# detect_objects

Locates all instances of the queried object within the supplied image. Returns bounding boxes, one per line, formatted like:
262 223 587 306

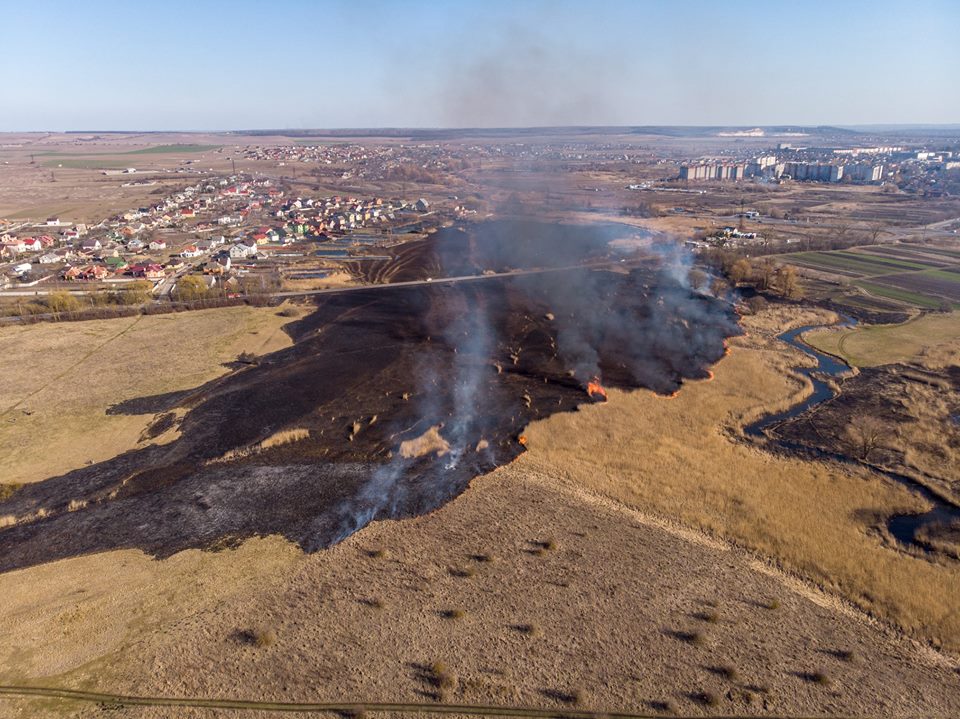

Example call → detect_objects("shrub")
513 623 540 637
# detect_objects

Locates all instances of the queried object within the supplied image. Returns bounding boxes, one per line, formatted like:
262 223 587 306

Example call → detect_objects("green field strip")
125 144 220 154
842 249 949 269
854 281 943 309
918 269 960 282
908 246 960 260
788 252 916 276
832 250 933 271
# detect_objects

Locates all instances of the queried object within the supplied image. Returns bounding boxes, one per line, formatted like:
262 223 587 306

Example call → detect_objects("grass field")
124 144 220 154
523 305 960 651
41 158 128 169
0 305 294 485
804 311 960 367
40 144 220 169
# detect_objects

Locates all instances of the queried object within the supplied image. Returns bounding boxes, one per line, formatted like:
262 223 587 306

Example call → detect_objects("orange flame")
517 434 528 446
586 377 608 401
705 370 715 381
653 390 679 399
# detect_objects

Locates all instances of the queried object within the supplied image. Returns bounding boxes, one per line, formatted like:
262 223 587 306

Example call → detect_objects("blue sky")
1 0 957 130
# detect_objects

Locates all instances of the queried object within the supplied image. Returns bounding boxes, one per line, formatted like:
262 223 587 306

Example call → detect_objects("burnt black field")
0 220 740 572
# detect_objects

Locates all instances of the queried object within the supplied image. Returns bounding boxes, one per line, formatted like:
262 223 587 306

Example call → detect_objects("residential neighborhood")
0 173 440 302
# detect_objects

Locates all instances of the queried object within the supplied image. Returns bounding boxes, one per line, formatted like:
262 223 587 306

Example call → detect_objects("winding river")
745 317 960 549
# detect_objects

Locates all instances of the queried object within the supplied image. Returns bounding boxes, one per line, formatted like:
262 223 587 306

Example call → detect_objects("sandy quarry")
1 307 959 717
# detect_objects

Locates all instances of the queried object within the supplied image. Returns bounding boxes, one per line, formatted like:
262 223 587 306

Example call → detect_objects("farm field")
782 243 960 310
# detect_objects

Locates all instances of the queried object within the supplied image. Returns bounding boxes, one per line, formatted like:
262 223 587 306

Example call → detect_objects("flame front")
587 377 608 401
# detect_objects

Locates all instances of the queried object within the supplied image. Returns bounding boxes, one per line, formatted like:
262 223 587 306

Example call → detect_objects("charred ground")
0 220 739 572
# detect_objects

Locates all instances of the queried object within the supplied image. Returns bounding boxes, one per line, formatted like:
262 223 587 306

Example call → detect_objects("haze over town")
2 0 959 131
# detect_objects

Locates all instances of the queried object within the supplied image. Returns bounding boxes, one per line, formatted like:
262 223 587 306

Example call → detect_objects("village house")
64 264 109 281
229 240 257 259
21 237 43 252
79 238 102 252
181 244 203 258
129 263 165 279
2 239 26 256
38 252 62 264
148 239 167 251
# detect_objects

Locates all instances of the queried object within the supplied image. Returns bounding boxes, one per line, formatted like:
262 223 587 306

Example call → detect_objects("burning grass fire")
586 377 608 401
0 220 741 572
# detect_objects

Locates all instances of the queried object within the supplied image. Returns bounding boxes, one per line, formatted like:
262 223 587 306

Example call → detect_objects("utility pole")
738 197 746 232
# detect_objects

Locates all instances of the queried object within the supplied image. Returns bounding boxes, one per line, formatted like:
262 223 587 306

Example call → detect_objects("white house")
14 262 32 274
229 241 257 259
149 239 167 251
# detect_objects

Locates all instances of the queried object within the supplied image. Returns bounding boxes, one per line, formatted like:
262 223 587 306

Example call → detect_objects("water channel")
745 317 959 549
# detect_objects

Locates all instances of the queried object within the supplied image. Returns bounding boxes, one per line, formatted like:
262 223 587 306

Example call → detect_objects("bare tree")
688 268 708 291
846 416 889 462
754 260 775 291
774 265 801 298
710 277 729 298
729 258 752 285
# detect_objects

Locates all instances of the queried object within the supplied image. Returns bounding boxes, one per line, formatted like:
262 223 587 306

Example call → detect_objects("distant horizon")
3 123 959 135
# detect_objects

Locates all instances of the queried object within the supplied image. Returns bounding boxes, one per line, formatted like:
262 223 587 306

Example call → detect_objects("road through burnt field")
0 220 740 572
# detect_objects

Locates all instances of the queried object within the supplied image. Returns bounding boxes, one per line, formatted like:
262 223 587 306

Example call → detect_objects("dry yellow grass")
0 536 300 683
805 311 960 368
399 425 451 458
521 306 960 651
280 272 355 292
210 427 311 464
0 305 295 485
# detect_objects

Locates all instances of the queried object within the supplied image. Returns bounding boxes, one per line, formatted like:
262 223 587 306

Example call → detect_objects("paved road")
268 259 641 299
